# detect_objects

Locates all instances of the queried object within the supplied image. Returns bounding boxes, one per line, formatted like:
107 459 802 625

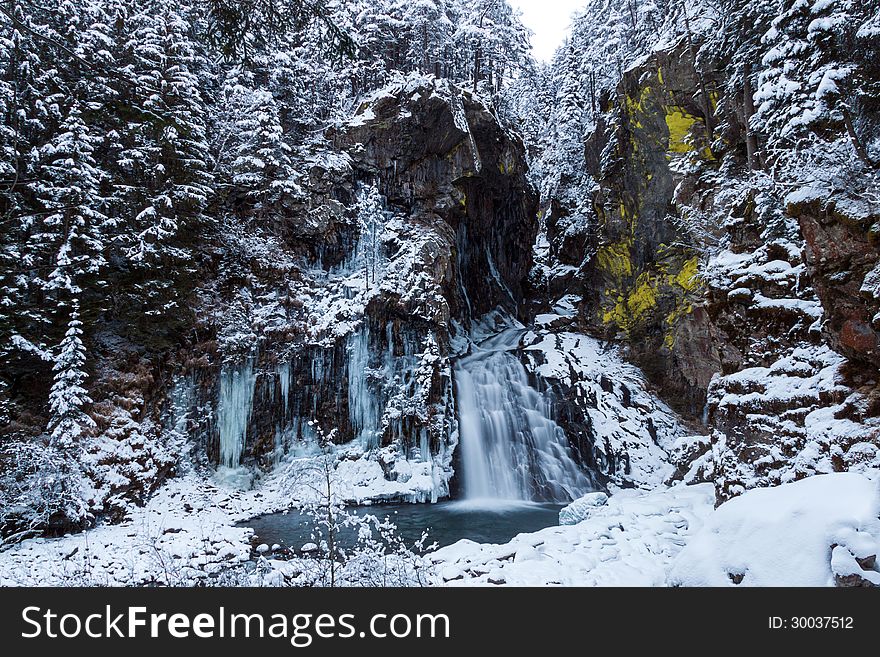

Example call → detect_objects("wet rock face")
793 197 880 367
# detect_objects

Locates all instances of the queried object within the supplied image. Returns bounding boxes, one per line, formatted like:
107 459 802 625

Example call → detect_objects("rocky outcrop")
334 77 538 322
544 40 724 418
791 194 880 367
164 77 539 497
542 39 880 502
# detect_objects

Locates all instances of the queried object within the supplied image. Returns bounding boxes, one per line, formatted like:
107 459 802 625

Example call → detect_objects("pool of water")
245 500 563 553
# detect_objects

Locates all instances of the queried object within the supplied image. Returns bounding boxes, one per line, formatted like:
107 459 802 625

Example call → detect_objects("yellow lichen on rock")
498 154 516 175
597 240 634 279
624 84 653 129
601 272 659 333
665 107 698 154
671 256 701 292
627 273 659 321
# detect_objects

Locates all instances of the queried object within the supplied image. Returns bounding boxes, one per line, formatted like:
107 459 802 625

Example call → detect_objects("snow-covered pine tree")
131 2 213 253
0 2 59 361
227 84 300 206
33 107 108 301
48 299 94 447
753 0 879 170
403 0 455 75
118 1 213 317
456 0 531 97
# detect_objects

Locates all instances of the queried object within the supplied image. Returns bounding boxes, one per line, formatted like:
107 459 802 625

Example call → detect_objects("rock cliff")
540 39 880 502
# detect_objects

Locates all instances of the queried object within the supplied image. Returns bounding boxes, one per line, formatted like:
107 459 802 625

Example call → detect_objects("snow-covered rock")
669 473 880 587
432 483 716 586
559 492 609 525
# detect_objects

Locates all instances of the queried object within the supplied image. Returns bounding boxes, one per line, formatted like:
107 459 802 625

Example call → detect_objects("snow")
3 467 877 588
857 13 880 38
522 330 682 489
559 492 609 525
347 106 376 127
669 473 880 587
0 474 257 586
431 483 716 586
706 342 880 488
752 293 823 319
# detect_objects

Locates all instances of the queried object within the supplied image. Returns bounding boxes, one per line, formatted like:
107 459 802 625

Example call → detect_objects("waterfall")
455 328 593 503
217 358 257 468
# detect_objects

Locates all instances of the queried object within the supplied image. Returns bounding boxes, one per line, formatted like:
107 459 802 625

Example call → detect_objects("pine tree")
126 3 212 259
114 1 213 318
48 299 94 447
33 106 108 299
228 86 300 204
752 0 878 168
403 0 454 74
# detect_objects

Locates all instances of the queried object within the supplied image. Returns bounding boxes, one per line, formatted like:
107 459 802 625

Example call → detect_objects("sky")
508 0 584 62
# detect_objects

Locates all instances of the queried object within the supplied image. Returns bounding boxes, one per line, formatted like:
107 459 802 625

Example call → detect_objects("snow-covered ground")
431 483 715 586
431 472 880 587
0 474 259 586
3 472 875 587
521 328 682 489
670 473 880 587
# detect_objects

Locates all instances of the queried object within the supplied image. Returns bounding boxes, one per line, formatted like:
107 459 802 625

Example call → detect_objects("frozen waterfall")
217 358 257 469
455 328 593 503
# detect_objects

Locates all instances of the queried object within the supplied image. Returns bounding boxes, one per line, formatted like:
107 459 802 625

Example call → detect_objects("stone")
559 492 610 526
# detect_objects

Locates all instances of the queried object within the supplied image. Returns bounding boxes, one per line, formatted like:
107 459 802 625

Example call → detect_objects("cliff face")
150 77 540 500
578 44 722 418
335 80 538 322
793 196 880 368
541 39 880 502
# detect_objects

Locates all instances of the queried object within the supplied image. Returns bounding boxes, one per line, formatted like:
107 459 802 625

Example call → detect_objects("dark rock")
793 197 880 367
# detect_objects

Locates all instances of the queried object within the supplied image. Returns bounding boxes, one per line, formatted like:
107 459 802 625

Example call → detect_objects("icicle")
419 427 430 463
217 358 257 469
168 373 195 435
277 361 291 414
347 325 381 449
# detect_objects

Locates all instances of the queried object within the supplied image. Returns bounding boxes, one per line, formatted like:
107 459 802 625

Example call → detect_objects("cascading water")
455 328 593 503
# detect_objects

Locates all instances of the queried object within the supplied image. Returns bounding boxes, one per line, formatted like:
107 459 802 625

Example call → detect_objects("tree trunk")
843 107 876 169
743 60 760 171
473 46 481 92
590 70 597 118
422 24 428 73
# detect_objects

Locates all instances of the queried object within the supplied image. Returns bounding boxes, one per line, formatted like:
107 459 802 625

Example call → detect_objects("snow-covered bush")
0 440 91 546
290 506 437 587
275 437 437 587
